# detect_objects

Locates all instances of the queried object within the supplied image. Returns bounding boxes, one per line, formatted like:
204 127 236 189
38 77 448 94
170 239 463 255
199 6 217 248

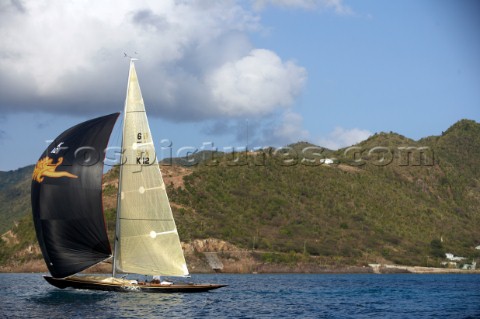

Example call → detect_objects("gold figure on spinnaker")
32 157 78 183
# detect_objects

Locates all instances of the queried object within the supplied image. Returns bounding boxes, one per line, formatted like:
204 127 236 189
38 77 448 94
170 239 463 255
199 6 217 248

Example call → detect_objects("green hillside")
0 165 33 234
169 123 480 266
1 120 479 269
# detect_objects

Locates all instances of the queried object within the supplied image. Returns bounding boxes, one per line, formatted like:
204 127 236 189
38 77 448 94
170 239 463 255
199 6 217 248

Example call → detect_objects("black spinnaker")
31 113 119 278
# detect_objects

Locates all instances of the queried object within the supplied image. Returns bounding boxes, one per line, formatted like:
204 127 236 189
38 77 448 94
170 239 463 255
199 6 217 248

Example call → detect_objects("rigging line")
119 218 174 221
121 186 164 193
132 142 154 149
121 230 177 239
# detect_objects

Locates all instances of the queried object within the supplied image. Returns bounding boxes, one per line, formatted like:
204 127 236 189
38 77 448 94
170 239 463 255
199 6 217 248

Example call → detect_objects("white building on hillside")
445 253 466 261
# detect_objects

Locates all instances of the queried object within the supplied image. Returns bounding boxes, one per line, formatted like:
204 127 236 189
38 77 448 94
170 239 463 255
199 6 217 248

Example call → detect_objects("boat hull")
44 276 227 293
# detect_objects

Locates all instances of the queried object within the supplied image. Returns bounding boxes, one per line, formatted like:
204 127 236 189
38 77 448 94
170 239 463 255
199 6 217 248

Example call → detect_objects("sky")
0 0 479 171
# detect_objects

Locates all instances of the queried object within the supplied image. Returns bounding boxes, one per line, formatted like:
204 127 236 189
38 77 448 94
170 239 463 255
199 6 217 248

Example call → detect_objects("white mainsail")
114 61 189 276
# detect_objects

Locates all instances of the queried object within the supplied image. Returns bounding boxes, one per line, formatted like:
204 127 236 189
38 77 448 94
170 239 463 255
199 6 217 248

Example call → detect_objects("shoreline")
1 261 479 275
1 271 479 275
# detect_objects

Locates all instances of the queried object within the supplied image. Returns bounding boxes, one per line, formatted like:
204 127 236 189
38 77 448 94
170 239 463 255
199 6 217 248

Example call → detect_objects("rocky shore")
1 238 478 275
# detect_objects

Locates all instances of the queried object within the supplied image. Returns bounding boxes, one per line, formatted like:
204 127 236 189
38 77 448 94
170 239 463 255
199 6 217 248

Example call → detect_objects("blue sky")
0 0 479 171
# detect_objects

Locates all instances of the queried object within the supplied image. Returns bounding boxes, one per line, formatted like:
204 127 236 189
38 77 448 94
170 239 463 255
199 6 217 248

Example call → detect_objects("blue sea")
0 273 479 318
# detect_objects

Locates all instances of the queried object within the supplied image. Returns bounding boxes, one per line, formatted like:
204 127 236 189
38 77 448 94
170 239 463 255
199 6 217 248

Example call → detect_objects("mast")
112 59 135 277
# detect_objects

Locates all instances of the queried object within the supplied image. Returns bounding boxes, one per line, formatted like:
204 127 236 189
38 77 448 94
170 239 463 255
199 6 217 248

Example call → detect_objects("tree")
430 239 445 258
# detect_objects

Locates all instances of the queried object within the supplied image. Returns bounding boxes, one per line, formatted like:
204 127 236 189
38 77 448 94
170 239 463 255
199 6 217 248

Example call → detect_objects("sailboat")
30 60 226 292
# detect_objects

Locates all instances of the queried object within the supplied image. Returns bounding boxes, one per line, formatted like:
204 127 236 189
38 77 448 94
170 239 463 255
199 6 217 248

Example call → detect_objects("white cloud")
252 0 318 10
252 0 353 15
261 110 309 146
318 127 371 150
208 49 306 117
321 0 354 15
0 0 306 121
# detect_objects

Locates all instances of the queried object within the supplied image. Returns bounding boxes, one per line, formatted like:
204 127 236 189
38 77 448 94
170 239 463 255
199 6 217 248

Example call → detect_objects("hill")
1 120 479 272
0 165 34 234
